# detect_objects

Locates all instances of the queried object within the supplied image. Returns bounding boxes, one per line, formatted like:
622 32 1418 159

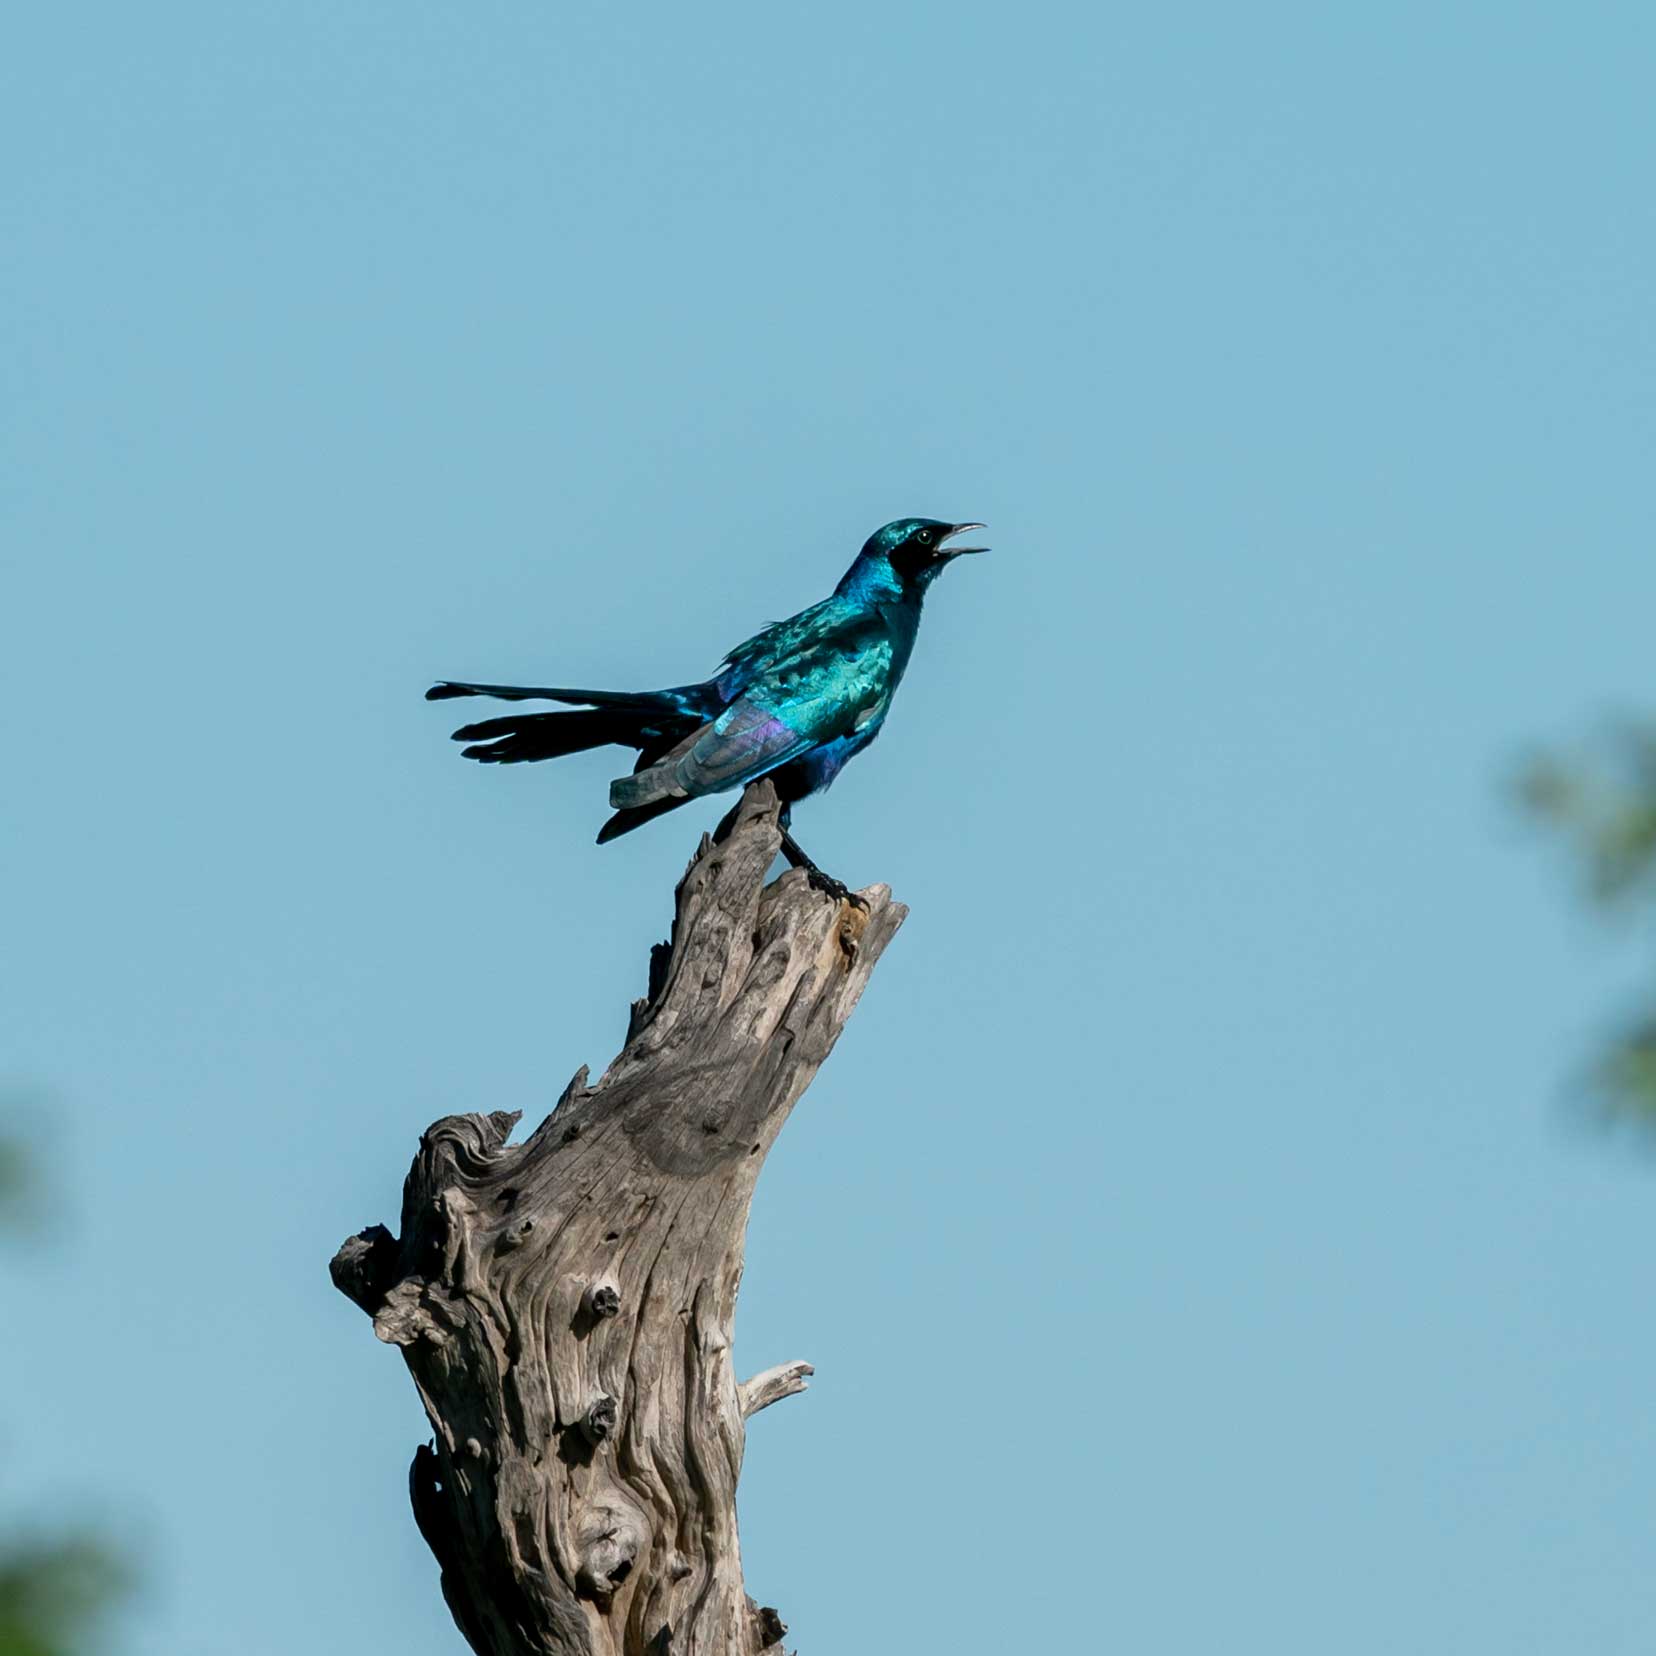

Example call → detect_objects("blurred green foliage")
1520 720 1656 1127
0 1139 29 1231
0 1127 131 1656
0 1537 130 1656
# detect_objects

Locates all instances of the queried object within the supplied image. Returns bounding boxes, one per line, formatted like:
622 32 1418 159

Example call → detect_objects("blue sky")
4 3 1654 1652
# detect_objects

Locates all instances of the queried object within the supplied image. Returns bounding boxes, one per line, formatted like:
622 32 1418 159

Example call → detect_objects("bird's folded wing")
680 624 893 793
611 624 893 808
608 700 814 808
677 701 818 795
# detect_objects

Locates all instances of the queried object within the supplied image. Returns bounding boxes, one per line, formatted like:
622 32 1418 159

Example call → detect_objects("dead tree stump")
331 782 906 1656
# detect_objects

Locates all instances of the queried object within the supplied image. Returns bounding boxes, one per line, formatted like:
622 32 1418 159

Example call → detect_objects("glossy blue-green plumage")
426 518 982 864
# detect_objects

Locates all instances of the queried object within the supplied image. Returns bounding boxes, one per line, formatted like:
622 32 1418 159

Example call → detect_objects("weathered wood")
736 1362 814 1421
331 782 905 1656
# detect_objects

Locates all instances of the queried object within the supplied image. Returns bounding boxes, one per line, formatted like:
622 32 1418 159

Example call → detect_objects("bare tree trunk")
331 783 906 1656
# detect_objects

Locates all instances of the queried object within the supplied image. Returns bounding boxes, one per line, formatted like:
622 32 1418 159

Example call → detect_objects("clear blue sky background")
4 4 1654 1652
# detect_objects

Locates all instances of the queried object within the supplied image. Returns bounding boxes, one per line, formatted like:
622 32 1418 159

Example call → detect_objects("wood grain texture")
332 782 906 1656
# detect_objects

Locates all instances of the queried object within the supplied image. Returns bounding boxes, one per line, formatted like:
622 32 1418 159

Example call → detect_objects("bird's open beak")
940 523 988 557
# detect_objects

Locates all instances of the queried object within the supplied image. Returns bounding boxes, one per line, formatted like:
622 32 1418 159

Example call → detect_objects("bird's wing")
672 701 820 795
682 618 894 791
613 617 892 807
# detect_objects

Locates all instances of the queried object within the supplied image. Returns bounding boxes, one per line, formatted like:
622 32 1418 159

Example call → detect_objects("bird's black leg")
777 807 866 908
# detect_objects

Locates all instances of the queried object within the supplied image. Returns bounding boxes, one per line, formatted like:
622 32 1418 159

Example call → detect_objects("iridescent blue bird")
427 517 987 900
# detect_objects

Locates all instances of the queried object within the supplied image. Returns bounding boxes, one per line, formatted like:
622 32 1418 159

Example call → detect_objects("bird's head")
842 518 989 600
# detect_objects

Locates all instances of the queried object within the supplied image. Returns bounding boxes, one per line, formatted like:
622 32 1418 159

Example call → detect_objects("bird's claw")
804 866 868 909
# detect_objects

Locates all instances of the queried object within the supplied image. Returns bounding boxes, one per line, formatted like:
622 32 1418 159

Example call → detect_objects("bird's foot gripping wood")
330 780 904 1656
777 826 870 911
804 863 867 909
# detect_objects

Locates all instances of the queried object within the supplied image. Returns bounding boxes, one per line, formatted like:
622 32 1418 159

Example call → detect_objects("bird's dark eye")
917 529 932 544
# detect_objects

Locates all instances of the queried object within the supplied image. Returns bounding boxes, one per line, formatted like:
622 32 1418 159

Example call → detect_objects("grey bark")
331 783 906 1656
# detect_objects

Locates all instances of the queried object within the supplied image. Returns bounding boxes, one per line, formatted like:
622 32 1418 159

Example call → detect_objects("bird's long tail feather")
451 708 664 765
428 677 717 832
427 679 717 717
596 794 696 844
